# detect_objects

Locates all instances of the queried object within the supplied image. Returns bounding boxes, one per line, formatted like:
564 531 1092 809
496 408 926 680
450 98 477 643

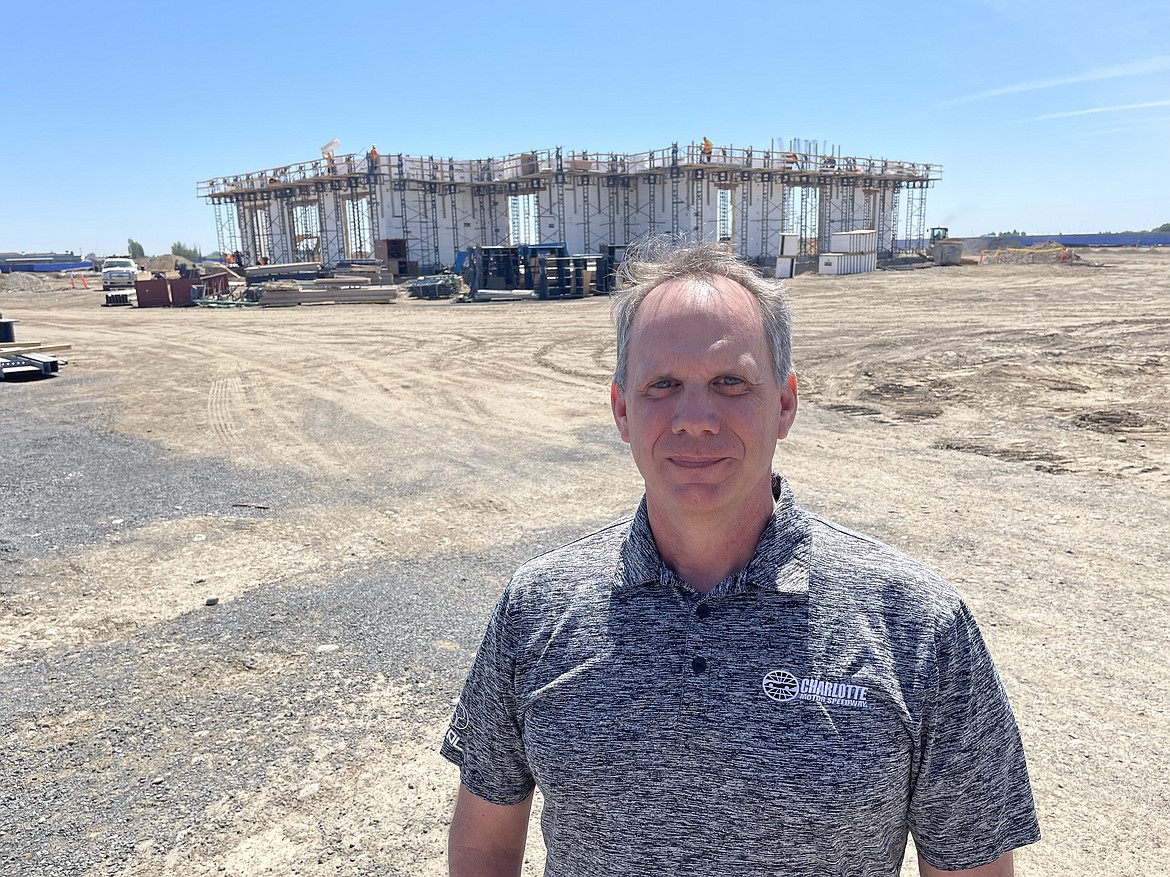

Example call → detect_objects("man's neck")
646 489 776 594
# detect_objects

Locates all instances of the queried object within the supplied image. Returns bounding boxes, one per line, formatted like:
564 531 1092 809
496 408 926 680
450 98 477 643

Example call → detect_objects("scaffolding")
198 140 941 271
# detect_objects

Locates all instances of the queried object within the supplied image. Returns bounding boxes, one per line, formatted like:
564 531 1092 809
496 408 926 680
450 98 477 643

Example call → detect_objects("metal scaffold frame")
903 183 930 254
211 200 240 257
736 173 750 254
534 148 568 245
781 183 796 235
366 151 382 256
756 175 787 258
290 201 321 262
797 186 819 257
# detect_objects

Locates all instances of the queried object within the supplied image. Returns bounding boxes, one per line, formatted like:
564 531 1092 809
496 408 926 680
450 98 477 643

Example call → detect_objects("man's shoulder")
805 512 964 624
505 514 633 599
488 516 635 653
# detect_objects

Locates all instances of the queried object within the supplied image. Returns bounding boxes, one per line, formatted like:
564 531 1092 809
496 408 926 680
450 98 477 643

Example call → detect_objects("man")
442 240 1040 876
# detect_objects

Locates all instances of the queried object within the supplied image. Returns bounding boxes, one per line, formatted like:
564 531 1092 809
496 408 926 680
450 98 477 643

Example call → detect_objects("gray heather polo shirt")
441 475 1040 876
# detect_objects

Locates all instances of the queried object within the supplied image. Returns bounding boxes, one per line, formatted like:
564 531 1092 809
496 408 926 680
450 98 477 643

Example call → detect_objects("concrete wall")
234 172 908 268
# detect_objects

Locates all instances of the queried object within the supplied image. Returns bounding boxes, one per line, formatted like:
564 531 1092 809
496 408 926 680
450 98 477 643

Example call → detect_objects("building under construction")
196 140 941 274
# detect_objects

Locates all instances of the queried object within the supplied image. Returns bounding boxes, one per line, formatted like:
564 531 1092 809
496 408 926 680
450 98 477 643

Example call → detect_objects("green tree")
1152 222 1170 233
171 241 202 262
127 239 146 259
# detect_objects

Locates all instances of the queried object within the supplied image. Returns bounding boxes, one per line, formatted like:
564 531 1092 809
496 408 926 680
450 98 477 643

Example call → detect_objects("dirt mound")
143 254 196 272
978 243 1081 265
0 272 53 292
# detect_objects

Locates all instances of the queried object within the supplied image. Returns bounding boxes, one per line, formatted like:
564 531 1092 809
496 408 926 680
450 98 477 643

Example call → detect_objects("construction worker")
701 136 714 162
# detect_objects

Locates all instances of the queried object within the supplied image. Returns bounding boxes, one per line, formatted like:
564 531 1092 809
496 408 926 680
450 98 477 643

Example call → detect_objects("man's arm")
448 783 534 877
919 851 1013 877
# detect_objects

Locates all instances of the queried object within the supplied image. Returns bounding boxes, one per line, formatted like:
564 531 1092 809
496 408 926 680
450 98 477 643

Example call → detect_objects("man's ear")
777 372 798 440
611 382 630 443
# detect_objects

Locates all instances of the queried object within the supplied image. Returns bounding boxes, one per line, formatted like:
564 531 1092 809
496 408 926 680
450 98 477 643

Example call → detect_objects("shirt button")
692 656 708 674
695 603 712 619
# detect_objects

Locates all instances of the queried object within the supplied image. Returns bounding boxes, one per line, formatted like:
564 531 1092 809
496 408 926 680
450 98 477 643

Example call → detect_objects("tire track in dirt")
207 373 246 448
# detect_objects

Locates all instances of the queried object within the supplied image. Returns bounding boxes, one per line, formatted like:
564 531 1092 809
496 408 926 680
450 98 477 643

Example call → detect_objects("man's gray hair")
610 238 794 391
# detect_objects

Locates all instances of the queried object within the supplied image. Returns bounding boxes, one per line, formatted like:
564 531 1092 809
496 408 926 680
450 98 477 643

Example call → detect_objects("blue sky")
2 0 1167 257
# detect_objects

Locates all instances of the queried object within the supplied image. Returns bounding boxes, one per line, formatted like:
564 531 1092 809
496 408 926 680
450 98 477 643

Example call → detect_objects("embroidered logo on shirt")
763 669 870 709
445 702 469 752
761 669 800 702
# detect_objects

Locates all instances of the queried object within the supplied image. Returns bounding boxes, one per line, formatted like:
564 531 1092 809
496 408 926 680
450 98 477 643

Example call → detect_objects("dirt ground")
2 249 1168 876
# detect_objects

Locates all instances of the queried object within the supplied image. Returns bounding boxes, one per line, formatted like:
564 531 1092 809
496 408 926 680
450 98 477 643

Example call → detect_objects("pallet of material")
244 262 321 285
308 275 372 288
257 284 400 306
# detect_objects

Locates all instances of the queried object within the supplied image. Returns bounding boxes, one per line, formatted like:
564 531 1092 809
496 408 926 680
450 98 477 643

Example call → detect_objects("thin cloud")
1065 115 1170 138
941 56 1170 106
1030 100 1170 121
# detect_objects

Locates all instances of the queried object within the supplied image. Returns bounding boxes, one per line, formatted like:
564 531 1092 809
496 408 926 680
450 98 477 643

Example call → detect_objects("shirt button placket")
692 602 712 674
689 601 713 723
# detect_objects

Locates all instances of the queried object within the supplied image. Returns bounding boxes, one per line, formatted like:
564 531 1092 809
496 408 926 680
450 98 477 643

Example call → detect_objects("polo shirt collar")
614 474 811 597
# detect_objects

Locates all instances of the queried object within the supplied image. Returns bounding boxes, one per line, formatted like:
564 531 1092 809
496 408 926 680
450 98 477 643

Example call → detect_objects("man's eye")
650 380 675 389
716 376 744 386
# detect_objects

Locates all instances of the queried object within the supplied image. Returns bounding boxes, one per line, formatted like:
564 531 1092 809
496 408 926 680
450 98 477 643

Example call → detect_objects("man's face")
611 277 798 520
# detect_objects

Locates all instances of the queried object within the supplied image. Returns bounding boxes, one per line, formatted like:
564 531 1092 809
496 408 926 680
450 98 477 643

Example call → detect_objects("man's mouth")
667 457 727 469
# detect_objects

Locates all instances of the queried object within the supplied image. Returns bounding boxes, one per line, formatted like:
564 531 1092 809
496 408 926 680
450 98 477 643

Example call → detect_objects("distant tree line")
116 238 207 261
170 242 202 262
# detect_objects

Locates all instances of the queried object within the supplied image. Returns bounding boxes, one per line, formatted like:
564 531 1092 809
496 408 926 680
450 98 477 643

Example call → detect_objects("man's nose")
671 388 719 435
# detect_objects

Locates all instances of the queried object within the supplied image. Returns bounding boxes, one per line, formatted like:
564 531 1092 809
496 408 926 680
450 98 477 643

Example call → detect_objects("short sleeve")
440 590 535 805
908 600 1041 869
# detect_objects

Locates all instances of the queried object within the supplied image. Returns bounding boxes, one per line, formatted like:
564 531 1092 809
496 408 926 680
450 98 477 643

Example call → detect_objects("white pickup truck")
101 257 139 290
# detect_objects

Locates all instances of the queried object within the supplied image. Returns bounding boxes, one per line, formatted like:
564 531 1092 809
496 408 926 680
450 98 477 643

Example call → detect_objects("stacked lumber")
309 275 372 288
256 281 400 307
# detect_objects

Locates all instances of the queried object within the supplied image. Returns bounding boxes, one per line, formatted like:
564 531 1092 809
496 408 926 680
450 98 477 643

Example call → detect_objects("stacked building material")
775 233 799 279
0 312 68 380
819 230 878 275
243 262 321 285
255 281 399 306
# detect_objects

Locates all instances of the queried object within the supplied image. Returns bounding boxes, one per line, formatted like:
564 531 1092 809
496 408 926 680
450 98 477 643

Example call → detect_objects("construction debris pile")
191 260 400 308
407 274 462 300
